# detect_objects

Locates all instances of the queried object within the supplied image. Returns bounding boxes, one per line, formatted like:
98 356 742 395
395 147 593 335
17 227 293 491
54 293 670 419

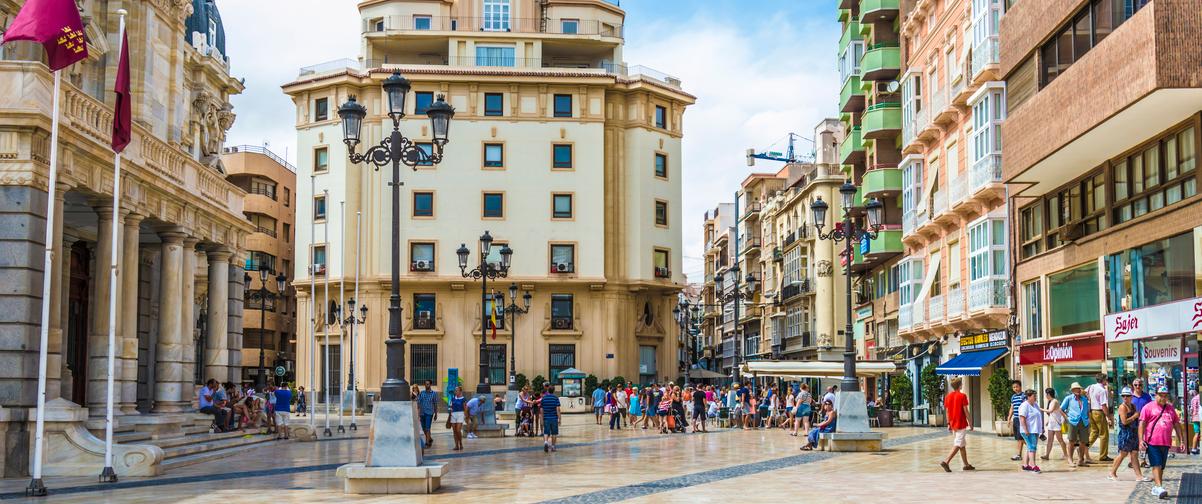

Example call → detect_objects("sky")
219 0 841 283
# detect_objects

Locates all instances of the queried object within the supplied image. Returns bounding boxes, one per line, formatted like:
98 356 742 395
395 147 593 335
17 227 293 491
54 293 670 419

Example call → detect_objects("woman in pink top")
1139 386 1185 499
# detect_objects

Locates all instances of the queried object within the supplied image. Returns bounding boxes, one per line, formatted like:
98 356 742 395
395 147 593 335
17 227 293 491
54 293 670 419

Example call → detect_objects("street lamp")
503 283 532 391
714 266 757 385
343 299 368 431
674 299 693 386
246 267 287 389
457 231 513 396
810 181 884 394
338 71 454 402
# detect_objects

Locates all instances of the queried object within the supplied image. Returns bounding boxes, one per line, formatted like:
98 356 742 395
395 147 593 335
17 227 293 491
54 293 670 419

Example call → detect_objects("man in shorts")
692 385 708 433
417 380 438 448
939 377 974 472
541 384 562 452
1140 385 1185 499
1007 380 1026 461
272 384 292 440
1062 382 1091 466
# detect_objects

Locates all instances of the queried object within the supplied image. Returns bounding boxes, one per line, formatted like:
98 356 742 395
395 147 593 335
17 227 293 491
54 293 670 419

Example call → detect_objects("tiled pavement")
0 414 1194 503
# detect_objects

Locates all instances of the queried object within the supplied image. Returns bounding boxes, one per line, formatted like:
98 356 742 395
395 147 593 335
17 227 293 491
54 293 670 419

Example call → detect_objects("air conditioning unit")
412 260 432 271
553 262 570 273
1065 221 1087 241
655 267 671 278
312 264 327 275
418 310 432 320
552 317 572 330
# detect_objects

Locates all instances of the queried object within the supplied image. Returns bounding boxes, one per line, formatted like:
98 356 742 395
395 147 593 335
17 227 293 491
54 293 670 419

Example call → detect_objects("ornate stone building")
0 0 251 477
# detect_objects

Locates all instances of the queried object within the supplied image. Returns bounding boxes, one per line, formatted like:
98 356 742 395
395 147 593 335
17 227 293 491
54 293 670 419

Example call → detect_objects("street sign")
274 366 286 377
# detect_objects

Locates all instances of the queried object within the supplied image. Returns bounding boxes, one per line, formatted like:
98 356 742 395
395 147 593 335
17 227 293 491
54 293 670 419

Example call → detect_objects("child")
517 408 533 437
1018 389 1044 473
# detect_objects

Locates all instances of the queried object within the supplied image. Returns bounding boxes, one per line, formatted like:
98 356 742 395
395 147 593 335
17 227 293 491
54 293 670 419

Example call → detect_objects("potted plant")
889 373 914 422
988 366 1013 435
921 363 945 426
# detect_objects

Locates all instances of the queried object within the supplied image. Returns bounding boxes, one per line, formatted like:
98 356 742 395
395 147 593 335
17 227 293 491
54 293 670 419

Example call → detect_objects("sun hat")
1120 387 1133 396
1070 382 1083 390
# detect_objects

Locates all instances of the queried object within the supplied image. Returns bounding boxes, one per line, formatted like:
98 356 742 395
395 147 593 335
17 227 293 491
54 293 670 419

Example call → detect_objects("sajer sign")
1103 296 1202 342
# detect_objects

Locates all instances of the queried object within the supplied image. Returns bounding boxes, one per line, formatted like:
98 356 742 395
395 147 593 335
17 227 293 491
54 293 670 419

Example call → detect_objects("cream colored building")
286 0 694 398
0 0 252 476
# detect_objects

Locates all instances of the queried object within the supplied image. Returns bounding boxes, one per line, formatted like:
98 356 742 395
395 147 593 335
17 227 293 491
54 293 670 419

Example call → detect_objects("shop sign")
856 306 873 322
959 330 1008 352
1141 338 1182 363
1019 335 1107 365
1104 296 1202 342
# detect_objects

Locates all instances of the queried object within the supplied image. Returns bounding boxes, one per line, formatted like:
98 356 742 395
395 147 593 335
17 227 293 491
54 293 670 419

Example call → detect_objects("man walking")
939 377 974 472
615 385 629 428
1062 382 1091 466
1007 380 1025 461
417 380 438 448
1087 373 1114 462
541 384 562 452
273 385 292 440
1140 385 1185 499
592 383 606 425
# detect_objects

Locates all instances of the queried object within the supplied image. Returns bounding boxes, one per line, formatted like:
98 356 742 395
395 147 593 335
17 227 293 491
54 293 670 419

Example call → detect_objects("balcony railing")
971 36 1000 78
950 174 968 206
743 201 762 217
911 300 926 326
899 303 912 330
902 209 916 237
780 278 813 301
969 279 1008 310
223 145 297 172
929 294 944 322
248 186 277 200
929 88 948 118
551 316 575 330
363 16 624 38
296 58 680 89
783 231 797 248
932 188 948 216
971 153 1002 191
254 226 277 238
742 237 762 253
946 286 965 317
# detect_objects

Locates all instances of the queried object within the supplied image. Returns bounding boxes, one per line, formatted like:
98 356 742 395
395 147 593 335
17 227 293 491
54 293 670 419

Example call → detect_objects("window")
561 19 580 34
549 343 575 383
249 179 277 199
283 187 290 207
371 17 384 32
314 147 329 173
552 193 573 219
551 295 574 328
638 345 657 384
413 293 436 325
901 158 924 220
476 46 515 67
414 91 434 114
282 223 291 243
482 0 511 31
654 249 670 277
410 242 435 271
1105 231 1195 313
969 88 1005 185
654 105 667 129
313 195 326 220
1039 0 1143 87
968 218 1007 308
483 241 508 270
483 92 504 116
838 40 864 83
483 192 504 218
484 293 505 330
553 144 573 169
550 244 575 273
245 251 277 273
1023 169 1106 254
313 245 327 269
410 344 437 385
314 98 328 121
413 191 434 217
654 200 668 226
485 344 506 385
655 153 668 178
553 94 572 118
1019 203 1043 259
1113 126 1197 224
947 240 961 288
415 142 434 167
1049 262 1100 336
413 15 431 30
483 143 504 168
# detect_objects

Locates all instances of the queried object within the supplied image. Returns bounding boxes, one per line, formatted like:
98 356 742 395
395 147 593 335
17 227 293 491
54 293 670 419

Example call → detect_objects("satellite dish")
886 81 901 93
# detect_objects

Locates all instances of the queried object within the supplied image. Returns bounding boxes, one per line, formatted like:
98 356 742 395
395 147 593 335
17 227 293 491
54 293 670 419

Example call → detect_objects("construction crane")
745 132 814 166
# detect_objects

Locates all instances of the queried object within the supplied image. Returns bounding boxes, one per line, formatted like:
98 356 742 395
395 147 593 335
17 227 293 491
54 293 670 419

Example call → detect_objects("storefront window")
1105 231 1195 313
1049 262 1100 336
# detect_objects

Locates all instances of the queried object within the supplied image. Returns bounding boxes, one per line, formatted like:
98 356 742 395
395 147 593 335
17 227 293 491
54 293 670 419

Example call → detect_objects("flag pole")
350 209 361 431
98 10 128 484
322 189 332 437
308 175 316 429
337 200 345 434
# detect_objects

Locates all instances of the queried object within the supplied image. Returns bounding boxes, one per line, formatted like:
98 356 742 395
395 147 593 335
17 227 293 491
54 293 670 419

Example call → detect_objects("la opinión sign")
1104 297 1202 342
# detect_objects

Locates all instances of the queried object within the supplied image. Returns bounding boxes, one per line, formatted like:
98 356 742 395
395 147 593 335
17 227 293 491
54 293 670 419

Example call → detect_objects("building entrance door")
66 242 91 404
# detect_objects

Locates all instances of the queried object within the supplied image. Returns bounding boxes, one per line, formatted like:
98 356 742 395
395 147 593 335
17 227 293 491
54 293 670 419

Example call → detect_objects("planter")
994 420 1012 436
897 410 912 422
927 413 945 427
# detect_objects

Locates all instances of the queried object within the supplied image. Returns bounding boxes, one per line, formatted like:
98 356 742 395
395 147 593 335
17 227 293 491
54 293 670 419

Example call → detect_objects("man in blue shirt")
417 381 438 448
541 384 562 452
1131 379 1154 412
197 379 229 432
273 386 292 440
1007 380 1025 461
1062 382 1091 467
592 385 606 425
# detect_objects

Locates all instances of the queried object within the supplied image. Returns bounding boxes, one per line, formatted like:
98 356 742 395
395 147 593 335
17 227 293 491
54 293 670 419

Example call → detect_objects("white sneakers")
467 433 478 439
1151 486 1168 499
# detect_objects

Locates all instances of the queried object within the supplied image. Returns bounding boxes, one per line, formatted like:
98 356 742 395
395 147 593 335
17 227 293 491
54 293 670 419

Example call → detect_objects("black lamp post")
714 268 757 385
338 71 454 402
247 267 287 389
810 181 884 394
504 283 532 391
457 232 513 395
343 299 368 431
674 301 688 386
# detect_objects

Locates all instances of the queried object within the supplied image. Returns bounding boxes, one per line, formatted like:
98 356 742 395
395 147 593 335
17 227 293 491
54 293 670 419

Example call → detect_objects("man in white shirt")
1085 373 1113 462
615 387 629 428
824 385 839 411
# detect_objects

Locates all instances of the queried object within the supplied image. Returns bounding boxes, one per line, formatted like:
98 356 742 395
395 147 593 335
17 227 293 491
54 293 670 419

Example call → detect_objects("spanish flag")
489 296 498 340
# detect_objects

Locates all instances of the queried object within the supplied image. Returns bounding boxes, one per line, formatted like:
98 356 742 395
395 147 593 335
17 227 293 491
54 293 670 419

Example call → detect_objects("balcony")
414 317 436 330
780 278 814 302
969 279 1008 312
840 76 865 113
929 294 944 323
363 16 624 39
861 167 901 199
297 58 681 90
946 286 965 318
840 127 864 165
971 153 1003 195
931 88 956 125
654 267 672 278
253 226 277 238
859 0 900 20
741 201 762 221
971 36 1000 83
860 43 900 81
741 237 762 255
911 299 927 326
862 102 901 140
839 21 861 53
782 231 798 248
853 228 903 266
949 174 969 209
898 303 912 330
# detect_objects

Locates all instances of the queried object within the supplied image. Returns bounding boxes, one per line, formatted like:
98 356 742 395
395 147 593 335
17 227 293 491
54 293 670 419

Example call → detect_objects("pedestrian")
739 382 753 429
1061 382 1091 467
784 387 796 429
691 385 707 432
417 380 438 448
658 388 672 434
592 383 605 425
629 386 642 428
1108 387 1148 482
1018 389 1044 473
541 384 562 453
615 385 629 428
824 385 838 411
803 400 837 450
273 384 292 440
640 387 652 429
939 377 975 472
1139 385 1185 499
1041 388 1069 461
198 379 229 433
448 386 466 451
607 386 621 430
1190 385 1201 455
466 394 482 439
1086 373 1113 462
1007 380 1025 462
296 386 307 417
1131 378 1154 467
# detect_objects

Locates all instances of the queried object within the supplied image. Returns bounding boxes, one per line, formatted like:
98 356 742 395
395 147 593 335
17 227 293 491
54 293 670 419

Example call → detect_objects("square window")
314 195 327 220
550 244 575 273
484 241 508 269
410 243 435 271
313 245 327 269
655 200 668 226
314 147 329 172
551 296 574 329
553 94 572 118
413 192 434 217
484 93 504 116
553 144 573 169
413 15 431 30
315 98 328 122
655 153 668 178
414 92 434 114
654 105 667 129
413 294 436 322
552 194 573 219
483 193 504 218
415 142 433 167
484 143 504 168
561 19 579 34
476 45 515 66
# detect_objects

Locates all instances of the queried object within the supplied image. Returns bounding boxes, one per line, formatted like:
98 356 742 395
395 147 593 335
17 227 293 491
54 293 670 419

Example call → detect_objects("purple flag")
111 29 130 153
3 0 88 71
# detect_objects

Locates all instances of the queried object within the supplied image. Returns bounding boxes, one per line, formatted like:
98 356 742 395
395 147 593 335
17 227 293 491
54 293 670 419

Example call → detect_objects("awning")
738 360 899 379
688 368 728 379
935 348 1008 376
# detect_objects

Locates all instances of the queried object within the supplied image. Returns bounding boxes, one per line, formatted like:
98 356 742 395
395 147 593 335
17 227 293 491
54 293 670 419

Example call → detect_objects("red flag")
111 29 130 153
2 0 88 71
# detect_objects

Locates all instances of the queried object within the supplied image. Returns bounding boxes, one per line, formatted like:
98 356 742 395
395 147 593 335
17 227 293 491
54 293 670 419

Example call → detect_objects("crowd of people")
195 379 293 440
414 380 564 453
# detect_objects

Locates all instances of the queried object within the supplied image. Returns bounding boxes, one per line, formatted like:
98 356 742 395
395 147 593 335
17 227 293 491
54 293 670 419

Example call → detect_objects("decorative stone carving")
149 0 194 23
817 332 833 349
817 260 834 278
191 90 237 170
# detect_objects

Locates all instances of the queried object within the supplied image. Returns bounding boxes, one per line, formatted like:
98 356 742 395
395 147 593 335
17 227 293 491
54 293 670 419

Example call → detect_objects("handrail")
223 145 297 173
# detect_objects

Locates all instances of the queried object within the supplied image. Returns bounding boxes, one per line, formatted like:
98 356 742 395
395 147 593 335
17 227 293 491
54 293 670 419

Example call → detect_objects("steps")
89 413 286 472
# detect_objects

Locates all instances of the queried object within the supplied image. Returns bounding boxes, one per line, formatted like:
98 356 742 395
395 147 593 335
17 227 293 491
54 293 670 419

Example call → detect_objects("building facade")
221 145 298 385
0 0 250 476
700 203 732 372
287 0 693 399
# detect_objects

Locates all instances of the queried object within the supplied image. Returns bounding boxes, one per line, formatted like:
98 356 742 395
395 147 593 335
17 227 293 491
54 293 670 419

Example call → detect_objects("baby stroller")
516 407 534 437
671 402 687 433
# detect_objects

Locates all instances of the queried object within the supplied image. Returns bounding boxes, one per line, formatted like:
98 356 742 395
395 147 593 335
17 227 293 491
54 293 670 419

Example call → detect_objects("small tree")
987 365 1012 421
611 376 627 389
531 375 547 392
514 373 528 392
599 379 612 392
584 374 598 397
889 373 914 411
920 363 944 412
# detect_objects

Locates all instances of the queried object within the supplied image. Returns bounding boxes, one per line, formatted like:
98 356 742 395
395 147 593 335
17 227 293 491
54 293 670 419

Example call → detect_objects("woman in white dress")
1041 387 1070 461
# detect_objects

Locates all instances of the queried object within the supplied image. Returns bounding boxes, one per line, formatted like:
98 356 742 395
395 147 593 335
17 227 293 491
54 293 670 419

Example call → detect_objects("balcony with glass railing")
949 173 968 208
363 15 624 38
929 294 945 323
946 286 965 317
971 36 1000 80
932 187 948 217
969 279 1008 310
898 303 912 330
971 153 1002 192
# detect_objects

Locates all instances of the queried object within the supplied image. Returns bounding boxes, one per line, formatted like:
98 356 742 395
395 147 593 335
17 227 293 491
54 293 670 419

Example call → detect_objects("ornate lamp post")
343 299 368 431
810 181 884 394
504 282 532 391
714 268 757 385
456 232 513 396
246 267 287 389
337 71 454 402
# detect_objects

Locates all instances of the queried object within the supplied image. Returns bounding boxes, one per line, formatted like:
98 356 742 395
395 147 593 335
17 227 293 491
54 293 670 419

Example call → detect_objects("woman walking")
1041 387 1070 461
793 383 813 436
1017 389 1044 473
658 389 673 434
448 386 467 451
629 386 642 429
1109 387 1149 481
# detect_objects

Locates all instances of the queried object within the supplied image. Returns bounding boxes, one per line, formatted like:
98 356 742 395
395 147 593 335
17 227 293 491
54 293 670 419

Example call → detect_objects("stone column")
227 263 245 384
204 248 231 382
152 229 187 413
118 213 143 414
47 183 68 402
179 238 199 392
57 235 76 403
87 204 122 415
814 186 836 351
